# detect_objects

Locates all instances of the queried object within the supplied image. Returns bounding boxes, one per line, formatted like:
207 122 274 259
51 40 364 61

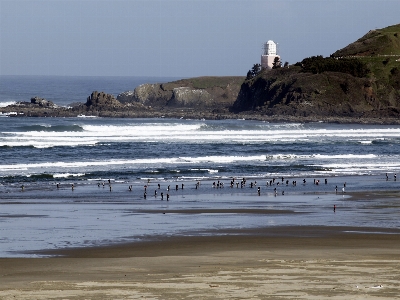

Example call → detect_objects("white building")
261 40 280 69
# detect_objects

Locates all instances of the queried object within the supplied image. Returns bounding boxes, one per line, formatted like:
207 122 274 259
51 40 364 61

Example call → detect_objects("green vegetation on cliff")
232 23 400 120
297 56 370 78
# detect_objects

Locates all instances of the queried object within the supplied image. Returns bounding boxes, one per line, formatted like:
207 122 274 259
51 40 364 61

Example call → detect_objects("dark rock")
30 97 58 108
85 91 122 108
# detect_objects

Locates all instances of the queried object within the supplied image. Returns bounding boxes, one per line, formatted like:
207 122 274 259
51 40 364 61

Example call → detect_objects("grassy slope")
162 76 245 90
332 23 400 57
332 23 400 91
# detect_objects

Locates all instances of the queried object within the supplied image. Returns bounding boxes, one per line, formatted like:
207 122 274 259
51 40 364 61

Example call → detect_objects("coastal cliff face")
117 76 244 112
231 67 397 119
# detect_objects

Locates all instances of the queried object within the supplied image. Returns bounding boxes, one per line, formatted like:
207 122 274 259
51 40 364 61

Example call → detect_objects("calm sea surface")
1 76 400 257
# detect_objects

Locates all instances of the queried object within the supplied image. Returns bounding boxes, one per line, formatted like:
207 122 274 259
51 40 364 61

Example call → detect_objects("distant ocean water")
0 75 179 107
1 75 400 257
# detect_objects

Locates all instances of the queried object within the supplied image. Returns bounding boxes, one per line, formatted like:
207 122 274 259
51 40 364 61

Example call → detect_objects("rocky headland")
1 77 245 120
2 23 400 124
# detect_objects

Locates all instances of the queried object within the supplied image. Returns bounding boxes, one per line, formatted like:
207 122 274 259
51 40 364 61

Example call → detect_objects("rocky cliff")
231 66 396 118
117 76 244 113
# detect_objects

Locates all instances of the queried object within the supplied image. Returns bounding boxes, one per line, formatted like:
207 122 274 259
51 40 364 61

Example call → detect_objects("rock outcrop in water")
30 97 58 108
85 91 121 108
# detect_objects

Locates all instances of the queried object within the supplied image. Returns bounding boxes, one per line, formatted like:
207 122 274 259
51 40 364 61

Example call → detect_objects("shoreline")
1 177 400 259
29 224 400 258
1 186 400 298
1 226 400 299
3 105 400 125
0 176 400 257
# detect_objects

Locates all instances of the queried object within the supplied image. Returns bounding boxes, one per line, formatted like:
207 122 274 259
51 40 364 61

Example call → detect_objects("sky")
0 0 399 78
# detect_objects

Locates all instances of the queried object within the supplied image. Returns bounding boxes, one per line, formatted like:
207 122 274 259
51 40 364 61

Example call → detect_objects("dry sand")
1 226 400 299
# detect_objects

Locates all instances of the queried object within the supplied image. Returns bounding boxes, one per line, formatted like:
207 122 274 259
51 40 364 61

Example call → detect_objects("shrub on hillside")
298 55 370 78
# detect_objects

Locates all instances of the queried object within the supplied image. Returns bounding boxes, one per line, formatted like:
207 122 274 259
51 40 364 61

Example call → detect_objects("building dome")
264 40 277 55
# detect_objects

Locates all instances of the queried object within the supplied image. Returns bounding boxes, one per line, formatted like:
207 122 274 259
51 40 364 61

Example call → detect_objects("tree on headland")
272 57 282 69
246 70 253 80
284 61 289 68
251 64 261 76
246 63 262 80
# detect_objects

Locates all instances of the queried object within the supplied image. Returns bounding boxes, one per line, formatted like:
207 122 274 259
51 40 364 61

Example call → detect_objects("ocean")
1 117 400 184
1 76 400 257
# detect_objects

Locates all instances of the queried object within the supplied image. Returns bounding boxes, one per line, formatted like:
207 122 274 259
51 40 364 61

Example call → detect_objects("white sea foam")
0 155 267 172
180 155 266 163
312 154 377 159
0 139 98 148
77 115 98 118
53 173 86 178
190 168 219 173
266 153 378 160
0 152 395 175
0 101 16 108
322 161 400 169
3 123 400 147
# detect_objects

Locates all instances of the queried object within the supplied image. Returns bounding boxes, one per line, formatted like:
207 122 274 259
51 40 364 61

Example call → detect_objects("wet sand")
1 226 400 299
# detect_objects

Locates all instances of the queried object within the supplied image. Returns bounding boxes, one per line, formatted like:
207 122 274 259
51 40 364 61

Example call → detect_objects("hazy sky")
0 0 399 77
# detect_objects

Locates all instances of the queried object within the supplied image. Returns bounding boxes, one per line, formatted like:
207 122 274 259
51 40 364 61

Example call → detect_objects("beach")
1 115 400 298
1 226 400 299
1 181 400 299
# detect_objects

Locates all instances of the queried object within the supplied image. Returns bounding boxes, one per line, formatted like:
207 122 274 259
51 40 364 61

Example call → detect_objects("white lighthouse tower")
261 40 280 69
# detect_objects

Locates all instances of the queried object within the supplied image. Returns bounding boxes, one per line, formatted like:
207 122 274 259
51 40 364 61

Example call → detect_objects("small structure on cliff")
261 40 280 69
